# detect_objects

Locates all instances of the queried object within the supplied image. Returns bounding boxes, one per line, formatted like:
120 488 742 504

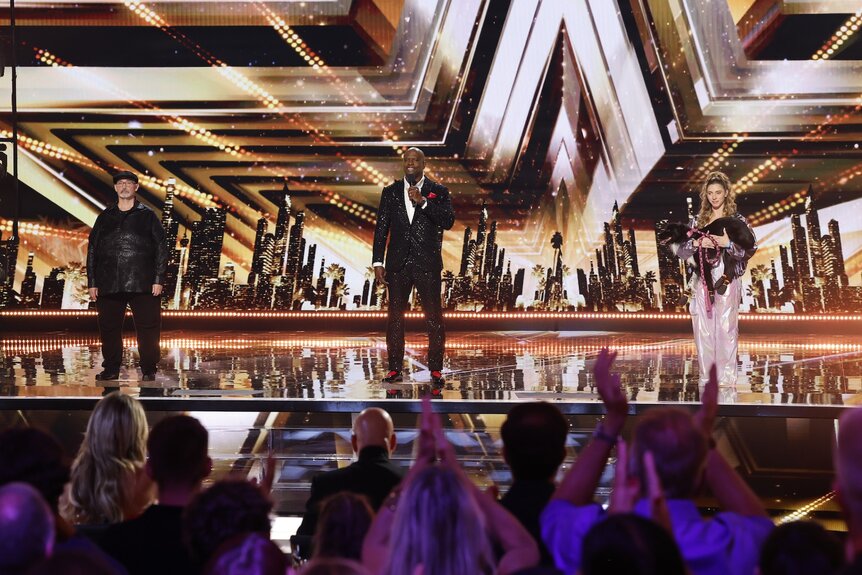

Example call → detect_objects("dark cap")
112 170 139 184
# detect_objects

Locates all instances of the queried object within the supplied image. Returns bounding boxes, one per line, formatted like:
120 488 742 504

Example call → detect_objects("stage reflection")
2 331 860 406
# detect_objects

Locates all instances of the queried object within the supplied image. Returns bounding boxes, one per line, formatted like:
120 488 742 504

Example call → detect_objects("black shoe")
431 371 445 386
95 370 120 381
715 275 729 295
382 370 403 383
141 372 156 382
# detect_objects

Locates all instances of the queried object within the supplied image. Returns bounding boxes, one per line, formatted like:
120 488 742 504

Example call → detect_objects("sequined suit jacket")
372 177 455 272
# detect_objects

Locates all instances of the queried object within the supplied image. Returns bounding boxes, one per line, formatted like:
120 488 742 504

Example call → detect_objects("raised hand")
595 348 627 433
416 395 437 466
609 439 638 514
643 451 672 532
249 450 277 499
694 363 719 437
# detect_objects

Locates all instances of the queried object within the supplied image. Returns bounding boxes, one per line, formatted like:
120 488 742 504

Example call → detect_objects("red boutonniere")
427 192 437 199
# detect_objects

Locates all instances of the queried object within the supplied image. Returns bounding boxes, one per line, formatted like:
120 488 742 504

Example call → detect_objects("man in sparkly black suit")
372 148 455 385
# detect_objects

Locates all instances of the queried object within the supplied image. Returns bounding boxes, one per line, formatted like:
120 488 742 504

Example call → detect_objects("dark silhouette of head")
581 514 687 575
759 521 843 575
147 415 211 490
631 407 708 499
202 532 287 575
836 408 862 531
0 427 70 512
184 480 273 565
0 482 55 574
313 492 374 561
299 557 370 575
27 548 121 575
501 402 568 481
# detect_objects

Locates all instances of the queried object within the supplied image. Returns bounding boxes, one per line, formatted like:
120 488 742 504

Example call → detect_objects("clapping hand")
595 348 628 434
609 440 672 532
694 364 719 438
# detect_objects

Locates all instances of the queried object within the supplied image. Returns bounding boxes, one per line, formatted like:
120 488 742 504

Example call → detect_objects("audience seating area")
0 348 859 575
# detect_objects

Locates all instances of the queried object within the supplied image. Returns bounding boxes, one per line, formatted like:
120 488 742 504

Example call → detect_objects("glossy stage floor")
0 330 855 525
1 329 859 414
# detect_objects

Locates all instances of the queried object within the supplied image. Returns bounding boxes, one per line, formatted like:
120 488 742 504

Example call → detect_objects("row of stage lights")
2 311 861 321
28 0 439 245
812 11 862 60
4 337 861 356
696 10 862 226
777 492 836 524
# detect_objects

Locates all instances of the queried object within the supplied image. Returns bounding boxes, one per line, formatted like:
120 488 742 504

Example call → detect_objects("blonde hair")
696 171 738 228
63 392 148 524
383 466 495 575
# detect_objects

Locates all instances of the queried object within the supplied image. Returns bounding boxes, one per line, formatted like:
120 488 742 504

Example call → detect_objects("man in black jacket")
87 171 167 381
293 407 403 558
372 148 454 385
500 402 568 568
99 415 210 575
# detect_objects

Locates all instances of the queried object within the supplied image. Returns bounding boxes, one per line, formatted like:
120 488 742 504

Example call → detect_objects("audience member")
0 427 127 574
62 392 153 527
500 401 567 567
362 397 539 575
295 408 403 558
184 479 273 567
299 557 370 575
835 408 862 574
313 492 374 561
99 415 211 575
758 520 843 575
541 349 773 575
0 483 55 575
26 548 121 575
202 532 288 575
581 513 687 575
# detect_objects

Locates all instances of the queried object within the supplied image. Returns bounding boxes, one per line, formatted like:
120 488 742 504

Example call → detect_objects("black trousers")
96 292 161 373
387 262 445 372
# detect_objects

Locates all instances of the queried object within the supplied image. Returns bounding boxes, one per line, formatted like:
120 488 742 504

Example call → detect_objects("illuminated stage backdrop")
0 0 861 314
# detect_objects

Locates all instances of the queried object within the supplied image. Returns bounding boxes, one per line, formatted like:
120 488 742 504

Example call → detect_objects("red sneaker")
382 370 403 383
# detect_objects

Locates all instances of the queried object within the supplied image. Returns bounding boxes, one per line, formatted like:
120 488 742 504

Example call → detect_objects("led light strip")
1 310 860 321
776 492 836 524
813 11 862 60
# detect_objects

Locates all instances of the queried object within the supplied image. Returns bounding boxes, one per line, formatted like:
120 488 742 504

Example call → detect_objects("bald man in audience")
294 408 404 559
0 482 55 574
836 409 862 574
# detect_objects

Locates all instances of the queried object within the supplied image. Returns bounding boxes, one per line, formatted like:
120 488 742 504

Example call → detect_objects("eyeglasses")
115 181 138 188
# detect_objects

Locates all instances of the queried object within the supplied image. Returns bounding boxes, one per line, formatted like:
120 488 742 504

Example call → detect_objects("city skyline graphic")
2 181 860 314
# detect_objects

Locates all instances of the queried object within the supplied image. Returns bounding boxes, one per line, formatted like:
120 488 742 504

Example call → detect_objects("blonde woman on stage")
672 171 757 387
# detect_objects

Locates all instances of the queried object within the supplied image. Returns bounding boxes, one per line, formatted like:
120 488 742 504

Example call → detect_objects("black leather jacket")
87 201 167 294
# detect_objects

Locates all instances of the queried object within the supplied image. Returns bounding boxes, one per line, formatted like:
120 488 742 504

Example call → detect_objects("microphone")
406 174 420 206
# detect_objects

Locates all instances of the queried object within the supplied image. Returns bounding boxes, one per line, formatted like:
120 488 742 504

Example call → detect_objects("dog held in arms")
657 216 756 301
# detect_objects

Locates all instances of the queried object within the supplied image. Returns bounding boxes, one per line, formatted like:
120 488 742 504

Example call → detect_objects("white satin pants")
690 277 741 387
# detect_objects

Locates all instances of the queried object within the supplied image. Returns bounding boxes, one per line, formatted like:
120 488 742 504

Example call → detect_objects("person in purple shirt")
835 408 862 574
541 349 773 575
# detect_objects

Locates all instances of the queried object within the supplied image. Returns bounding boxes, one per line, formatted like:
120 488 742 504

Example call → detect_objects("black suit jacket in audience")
294 446 404 557
500 479 558 569
98 504 192 575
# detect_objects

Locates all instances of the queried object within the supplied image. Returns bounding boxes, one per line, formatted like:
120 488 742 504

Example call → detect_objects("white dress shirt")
373 177 426 268
403 176 426 224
